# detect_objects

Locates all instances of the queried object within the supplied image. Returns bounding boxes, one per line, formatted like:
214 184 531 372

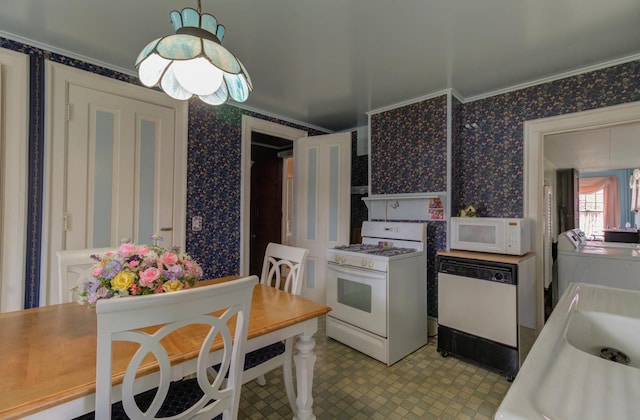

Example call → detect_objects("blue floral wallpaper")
4 32 640 316
451 95 464 216
369 61 640 318
186 101 243 279
350 131 369 241
369 95 450 318
370 95 448 194
455 61 640 217
185 101 327 279
0 38 327 304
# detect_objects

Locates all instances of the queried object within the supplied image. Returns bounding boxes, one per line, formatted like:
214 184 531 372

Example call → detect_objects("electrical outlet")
192 216 203 231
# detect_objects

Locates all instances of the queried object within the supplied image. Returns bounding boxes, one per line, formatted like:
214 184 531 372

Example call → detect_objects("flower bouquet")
74 238 203 307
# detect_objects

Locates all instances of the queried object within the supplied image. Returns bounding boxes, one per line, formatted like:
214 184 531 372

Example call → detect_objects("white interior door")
45 62 187 307
65 84 176 250
294 132 351 303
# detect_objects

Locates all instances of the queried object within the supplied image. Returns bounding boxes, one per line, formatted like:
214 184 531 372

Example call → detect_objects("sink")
495 283 640 419
565 311 640 368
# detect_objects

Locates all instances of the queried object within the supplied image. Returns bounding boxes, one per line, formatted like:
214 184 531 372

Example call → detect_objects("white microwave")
450 217 531 256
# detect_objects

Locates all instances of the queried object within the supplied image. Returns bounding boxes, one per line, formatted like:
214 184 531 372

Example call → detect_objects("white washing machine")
557 228 640 299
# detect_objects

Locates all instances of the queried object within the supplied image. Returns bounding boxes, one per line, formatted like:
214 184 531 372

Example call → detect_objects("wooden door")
294 132 351 303
249 145 284 275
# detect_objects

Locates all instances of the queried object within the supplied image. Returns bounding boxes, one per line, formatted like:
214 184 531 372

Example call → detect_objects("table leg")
293 334 317 420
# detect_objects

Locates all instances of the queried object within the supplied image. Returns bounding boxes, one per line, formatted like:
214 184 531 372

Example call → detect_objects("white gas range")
325 221 429 365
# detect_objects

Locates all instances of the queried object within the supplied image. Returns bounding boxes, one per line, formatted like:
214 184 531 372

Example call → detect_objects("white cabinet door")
65 84 176 250
294 132 351 303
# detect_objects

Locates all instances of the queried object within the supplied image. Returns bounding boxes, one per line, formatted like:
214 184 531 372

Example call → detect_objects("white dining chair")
88 275 258 420
56 247 117 304
242 243 309 412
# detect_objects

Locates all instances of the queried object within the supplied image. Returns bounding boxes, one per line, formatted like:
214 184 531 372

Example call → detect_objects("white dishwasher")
437 253 534 381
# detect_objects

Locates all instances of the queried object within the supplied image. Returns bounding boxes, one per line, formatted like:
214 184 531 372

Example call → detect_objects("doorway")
524 100 640 335
249 132 293 275
240 116 308 276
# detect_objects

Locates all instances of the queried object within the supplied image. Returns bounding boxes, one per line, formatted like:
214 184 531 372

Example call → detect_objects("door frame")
0 48 29 313
524 100 640 335
240 116 307 276
43 62 188 306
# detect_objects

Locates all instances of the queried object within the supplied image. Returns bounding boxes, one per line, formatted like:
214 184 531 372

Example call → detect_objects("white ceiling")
1 0 640 131
545 122 640 173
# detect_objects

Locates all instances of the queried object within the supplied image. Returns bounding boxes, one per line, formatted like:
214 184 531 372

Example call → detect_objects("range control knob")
361 259 368 267
494 272 504 282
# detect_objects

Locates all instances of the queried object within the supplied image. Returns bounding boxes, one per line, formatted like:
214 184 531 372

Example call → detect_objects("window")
579 189 604 240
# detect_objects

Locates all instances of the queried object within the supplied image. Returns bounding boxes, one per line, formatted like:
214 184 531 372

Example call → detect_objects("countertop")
437 250 535 264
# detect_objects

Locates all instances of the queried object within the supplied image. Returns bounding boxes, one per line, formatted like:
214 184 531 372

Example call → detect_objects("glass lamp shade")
136 7 252 105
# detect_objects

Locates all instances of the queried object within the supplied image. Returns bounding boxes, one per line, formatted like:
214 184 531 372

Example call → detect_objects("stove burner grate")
333 244 417 256
366 247 417 256
333 244 379 252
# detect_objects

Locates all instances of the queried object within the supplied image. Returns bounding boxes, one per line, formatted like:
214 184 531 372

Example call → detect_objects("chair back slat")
95 275 258 420
56 247 117 304
259 243 309 295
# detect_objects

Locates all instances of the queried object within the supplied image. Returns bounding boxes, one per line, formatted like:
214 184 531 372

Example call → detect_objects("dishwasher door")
438 258 517 347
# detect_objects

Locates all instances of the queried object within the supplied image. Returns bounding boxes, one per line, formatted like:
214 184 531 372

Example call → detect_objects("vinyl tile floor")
238 316 511 419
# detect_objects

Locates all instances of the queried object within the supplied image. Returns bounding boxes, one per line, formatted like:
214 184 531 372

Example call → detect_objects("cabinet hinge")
63 213 70 232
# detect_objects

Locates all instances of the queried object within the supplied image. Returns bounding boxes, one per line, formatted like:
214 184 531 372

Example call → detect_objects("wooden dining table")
0 277 331 420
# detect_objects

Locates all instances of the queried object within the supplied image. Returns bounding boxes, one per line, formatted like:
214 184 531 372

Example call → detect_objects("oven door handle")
328 264 353 276
327 263 386 279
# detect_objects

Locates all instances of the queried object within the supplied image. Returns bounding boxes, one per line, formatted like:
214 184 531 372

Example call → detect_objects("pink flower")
140 254 156 267
137 246 150 256
183 260 203 280
128 260 140 268
160 252 178 266
139 267 161 287
92 266 104 277
118 243 137 258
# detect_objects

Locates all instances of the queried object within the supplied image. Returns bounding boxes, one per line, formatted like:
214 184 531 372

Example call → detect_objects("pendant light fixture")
135 0 252 105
